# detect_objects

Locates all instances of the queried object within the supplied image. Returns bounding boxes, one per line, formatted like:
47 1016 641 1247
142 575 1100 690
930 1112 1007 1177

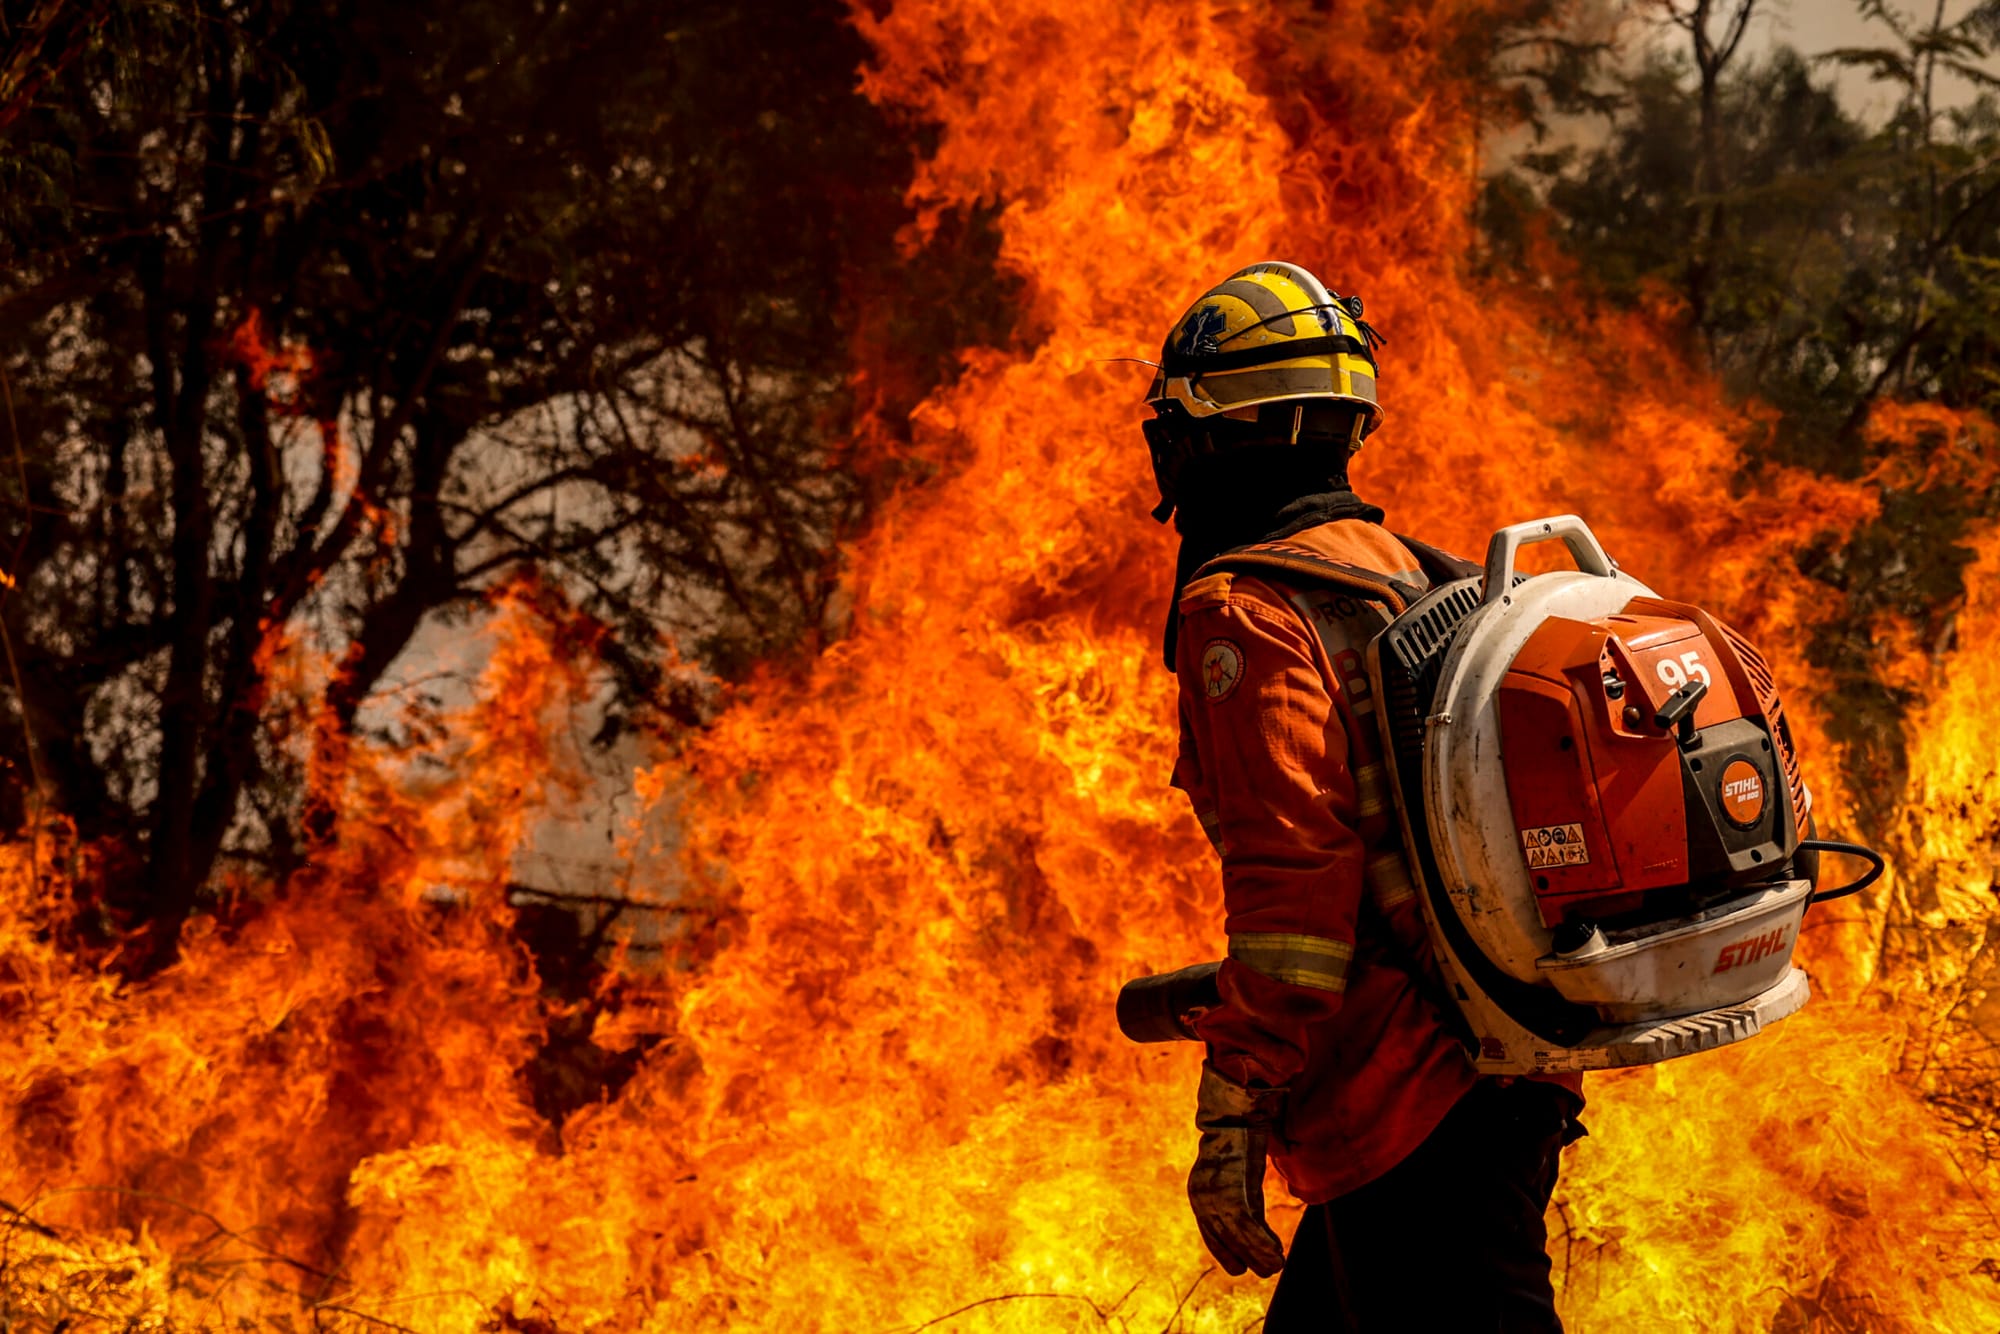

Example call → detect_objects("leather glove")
1187 1060 1288 1277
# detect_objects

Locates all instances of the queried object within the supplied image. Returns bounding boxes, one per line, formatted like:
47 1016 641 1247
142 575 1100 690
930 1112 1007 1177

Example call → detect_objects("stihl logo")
1723 774 1760 802
1719 758 1767 828
1714 926 1788 974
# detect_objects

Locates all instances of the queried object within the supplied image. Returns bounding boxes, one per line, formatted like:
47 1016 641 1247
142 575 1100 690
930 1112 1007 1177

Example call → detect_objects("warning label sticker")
1520 823 1591 870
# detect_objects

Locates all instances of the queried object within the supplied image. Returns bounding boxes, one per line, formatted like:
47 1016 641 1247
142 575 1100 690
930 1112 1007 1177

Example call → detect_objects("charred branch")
0 0 1009 966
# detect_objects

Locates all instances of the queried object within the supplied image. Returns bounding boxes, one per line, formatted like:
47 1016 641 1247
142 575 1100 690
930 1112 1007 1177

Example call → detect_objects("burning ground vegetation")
5 0 2000 1330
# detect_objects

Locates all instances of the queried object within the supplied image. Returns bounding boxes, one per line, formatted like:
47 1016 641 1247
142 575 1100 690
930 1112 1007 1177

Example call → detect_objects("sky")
1711 0 1992 118
1486 0 1994 172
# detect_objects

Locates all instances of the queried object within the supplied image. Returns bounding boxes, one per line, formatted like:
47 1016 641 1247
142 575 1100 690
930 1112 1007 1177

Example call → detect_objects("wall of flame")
4 1 2000 1331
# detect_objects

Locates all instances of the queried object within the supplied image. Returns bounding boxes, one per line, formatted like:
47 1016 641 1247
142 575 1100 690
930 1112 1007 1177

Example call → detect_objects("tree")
1819 0 2000 433
1483 3 2000 458
1477 1 2000 834
0 0 1007 970
1655 0 1763 340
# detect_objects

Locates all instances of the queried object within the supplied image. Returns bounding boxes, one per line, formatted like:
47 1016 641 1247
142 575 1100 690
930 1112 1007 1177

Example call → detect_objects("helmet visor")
1177 353 1378 419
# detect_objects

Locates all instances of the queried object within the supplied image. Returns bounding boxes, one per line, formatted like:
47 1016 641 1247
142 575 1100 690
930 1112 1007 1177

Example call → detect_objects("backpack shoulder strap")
1393 533 1482 585
1191 540 1427 615
1187 539 1478 1055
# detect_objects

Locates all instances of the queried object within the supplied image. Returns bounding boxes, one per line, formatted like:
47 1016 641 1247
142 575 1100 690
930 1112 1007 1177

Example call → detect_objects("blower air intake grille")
1386 581 1488 679
1375 576 1599 1046
1725 623 1777 697
1380 580 1485 830
1717 620 1809 838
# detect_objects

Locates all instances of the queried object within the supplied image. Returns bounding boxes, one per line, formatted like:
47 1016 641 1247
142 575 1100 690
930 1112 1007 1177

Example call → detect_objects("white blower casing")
1366 516 1814 1074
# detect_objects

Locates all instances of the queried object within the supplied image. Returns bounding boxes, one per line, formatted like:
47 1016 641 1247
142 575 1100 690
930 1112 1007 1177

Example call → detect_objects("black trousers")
1264 1078 1582 1334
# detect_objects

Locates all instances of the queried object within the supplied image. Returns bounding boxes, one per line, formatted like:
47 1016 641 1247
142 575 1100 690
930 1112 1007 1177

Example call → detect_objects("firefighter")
1144 262 1585 1332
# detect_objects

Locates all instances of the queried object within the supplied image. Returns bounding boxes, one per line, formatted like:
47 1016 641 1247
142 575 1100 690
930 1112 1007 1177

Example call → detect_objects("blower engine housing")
1370 516 1813 1071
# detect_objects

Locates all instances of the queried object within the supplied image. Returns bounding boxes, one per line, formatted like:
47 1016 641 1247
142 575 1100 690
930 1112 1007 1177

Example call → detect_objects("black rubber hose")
1797 839 1886 906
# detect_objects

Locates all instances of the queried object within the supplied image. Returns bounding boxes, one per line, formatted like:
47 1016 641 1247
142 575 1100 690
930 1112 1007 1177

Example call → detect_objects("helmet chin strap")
1149 400 1368 522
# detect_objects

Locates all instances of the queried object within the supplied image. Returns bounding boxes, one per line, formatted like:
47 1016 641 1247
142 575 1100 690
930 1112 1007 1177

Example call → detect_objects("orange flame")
5 2 2000 1331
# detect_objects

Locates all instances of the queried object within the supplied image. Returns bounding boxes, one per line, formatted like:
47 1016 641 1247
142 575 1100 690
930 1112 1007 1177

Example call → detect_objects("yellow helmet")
1143 261 1385 520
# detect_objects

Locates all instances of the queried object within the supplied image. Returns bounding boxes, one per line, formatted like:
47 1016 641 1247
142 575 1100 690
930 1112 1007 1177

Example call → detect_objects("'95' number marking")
1656 650 1711 690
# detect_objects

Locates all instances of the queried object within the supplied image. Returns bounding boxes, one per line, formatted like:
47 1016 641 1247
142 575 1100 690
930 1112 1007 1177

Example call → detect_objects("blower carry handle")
1481 515 1618 606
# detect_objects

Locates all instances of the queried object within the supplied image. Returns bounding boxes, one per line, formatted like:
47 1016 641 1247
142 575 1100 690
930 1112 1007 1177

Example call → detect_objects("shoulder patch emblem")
1200 639 1245 702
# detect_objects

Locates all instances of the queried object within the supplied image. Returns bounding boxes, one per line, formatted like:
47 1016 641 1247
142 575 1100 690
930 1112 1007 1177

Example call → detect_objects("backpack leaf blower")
1120 515 1882 1074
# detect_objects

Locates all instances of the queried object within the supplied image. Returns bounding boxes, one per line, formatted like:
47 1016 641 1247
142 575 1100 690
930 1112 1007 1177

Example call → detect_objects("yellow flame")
4 2 2000 1331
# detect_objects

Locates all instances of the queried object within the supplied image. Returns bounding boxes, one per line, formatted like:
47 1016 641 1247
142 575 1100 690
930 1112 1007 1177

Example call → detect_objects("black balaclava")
1162 445 1383 668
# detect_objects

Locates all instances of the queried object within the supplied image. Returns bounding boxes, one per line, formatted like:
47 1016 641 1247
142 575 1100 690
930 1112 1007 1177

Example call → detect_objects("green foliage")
1478 1 2000 842
1485 9 2000 464
0 0 1009 962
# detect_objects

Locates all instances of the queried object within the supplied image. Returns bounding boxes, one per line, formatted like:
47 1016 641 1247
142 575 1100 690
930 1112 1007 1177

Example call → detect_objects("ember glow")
5 1 1999 1330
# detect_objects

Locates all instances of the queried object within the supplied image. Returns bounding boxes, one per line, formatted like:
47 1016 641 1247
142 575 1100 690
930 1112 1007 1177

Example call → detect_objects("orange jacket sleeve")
1171 574 1372 1091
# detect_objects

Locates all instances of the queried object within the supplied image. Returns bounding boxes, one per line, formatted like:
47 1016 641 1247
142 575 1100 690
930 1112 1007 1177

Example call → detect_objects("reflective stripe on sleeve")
1365 850 1417 910
1353 762 1391 819
1228 932 1353 993
1197 809 1227 856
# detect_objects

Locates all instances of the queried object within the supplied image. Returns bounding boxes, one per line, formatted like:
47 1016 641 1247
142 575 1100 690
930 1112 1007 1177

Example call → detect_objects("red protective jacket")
1171 518 1483 1203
